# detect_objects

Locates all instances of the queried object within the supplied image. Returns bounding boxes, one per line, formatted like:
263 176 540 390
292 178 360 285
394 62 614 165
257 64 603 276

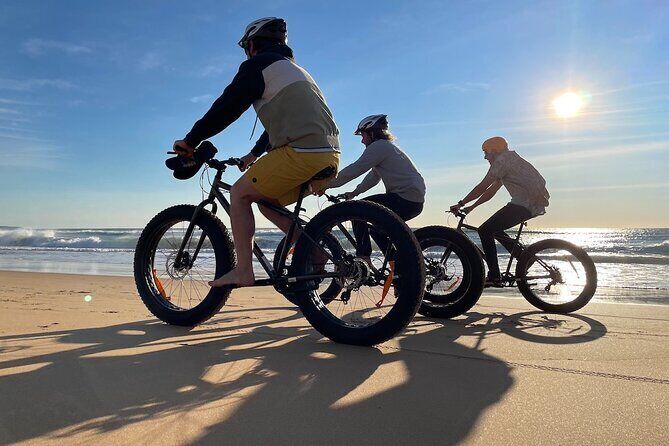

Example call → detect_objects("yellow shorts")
245 146 340 205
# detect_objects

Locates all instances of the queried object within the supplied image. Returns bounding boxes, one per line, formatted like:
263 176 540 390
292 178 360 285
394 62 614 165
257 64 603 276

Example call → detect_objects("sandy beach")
0 270 667 445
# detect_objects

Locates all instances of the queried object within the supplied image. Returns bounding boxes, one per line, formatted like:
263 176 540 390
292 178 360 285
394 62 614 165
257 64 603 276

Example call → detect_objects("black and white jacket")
184 44 340 156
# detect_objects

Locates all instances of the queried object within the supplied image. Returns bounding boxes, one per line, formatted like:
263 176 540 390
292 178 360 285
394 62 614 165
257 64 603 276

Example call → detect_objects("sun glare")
552 92 584 118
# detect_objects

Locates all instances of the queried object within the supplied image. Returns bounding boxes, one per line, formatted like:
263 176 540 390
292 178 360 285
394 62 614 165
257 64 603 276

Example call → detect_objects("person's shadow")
0 306 515 445
195 322 514 445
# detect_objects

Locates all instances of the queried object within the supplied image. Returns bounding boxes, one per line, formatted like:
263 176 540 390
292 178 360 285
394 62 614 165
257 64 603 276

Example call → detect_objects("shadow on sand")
0 306 606 444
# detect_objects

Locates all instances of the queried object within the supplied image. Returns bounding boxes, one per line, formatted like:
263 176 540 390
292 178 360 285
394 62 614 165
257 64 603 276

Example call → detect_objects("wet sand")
0 271 667 445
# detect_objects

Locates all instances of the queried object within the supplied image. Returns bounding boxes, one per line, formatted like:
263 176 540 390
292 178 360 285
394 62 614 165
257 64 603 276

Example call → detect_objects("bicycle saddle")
310 165 337 181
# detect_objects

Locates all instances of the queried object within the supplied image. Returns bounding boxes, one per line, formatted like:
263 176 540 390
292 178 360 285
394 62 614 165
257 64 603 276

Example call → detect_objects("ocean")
0 226 667 305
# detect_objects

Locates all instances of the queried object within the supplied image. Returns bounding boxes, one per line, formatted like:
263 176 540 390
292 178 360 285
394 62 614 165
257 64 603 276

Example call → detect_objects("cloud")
622 32 655 44
197 55 237 77
422 141 668 188
552 182 669 193
0 141 61 169
0 78 75 91
0 98 38 106
0 132 47 142
422 162 488 187
425 82 491 94
22 38 92 56
0 125 40 137
0 116 30 123
0 108 23 116
138 52 165 71
200 65 228 77
190 94 214 104
515 132 669 149
66 99 85 107
531 141 667 164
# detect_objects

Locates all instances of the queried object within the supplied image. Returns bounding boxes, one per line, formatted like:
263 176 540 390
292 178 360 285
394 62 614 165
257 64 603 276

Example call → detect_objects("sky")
0 0 667 229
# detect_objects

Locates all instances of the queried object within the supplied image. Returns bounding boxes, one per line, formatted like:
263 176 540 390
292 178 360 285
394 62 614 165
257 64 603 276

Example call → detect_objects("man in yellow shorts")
172 17 340 287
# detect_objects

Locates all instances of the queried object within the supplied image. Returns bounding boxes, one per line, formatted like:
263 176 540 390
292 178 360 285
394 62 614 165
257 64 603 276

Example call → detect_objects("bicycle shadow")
0 307 513 445
448 310 608 346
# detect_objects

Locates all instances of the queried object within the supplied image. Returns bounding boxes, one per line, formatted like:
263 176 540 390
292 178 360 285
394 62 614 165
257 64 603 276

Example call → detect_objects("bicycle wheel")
134 205 236 326
516 239 597 313
414 226 485 318
290 201 425 346
274 233 345 305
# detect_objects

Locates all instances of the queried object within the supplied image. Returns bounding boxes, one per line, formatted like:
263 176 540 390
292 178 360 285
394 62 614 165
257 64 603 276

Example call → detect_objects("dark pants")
478 203 533 279
353 193 424 257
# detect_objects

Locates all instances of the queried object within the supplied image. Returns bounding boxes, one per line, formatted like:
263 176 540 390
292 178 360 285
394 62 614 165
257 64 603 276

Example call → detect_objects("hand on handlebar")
173 140 194 159
449 203 472 218
449 203 463 214
238 152 257 172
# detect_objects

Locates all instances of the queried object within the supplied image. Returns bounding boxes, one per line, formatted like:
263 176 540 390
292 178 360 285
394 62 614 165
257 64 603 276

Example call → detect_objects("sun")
552 92 584 118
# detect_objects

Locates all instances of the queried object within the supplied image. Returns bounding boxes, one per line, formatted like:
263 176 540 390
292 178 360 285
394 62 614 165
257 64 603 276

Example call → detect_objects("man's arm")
450 170 498 212
328 143 386 189
463 180 502 212
183 60 264 148
250 131 270 157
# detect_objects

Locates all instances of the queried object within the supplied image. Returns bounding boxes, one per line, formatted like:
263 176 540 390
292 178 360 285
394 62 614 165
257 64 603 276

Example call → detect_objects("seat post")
509 221 526 259
515 221 526 241
276 183 309 274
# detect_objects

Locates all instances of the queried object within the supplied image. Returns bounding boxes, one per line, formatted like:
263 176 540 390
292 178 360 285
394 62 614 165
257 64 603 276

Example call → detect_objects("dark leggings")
353 193 424 257
478 203 533 279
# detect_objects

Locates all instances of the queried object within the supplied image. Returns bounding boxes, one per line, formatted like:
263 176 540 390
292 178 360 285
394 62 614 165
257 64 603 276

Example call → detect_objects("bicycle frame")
455 216 526 279
449 212 555 283
172 161 360 289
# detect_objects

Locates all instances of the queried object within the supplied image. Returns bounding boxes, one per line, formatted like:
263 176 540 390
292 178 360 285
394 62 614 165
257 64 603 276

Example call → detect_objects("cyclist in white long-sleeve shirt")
324 114 425 259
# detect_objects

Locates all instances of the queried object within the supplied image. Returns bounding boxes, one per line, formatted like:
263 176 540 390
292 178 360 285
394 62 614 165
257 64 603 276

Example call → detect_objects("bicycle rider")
323 114 425 263
172 17 340 288
450 136 549 286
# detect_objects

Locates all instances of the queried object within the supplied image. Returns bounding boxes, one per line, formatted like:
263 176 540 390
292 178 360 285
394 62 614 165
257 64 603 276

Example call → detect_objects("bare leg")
209 177 269 288
259 201 328 269
258 203 294 237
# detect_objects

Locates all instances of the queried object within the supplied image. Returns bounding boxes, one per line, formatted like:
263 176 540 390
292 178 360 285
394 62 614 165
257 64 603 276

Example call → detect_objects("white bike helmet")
238 17 287 49
355 114 388 135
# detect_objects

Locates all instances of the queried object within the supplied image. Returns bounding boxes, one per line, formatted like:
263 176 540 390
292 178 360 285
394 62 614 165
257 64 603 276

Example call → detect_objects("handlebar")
323 193 348 203
222 157 244 166
447 209 468 219
206 157 243 170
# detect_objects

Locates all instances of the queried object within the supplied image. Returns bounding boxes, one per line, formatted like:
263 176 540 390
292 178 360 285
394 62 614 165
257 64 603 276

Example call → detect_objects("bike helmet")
482 136 509 153
355 114 388 135
238 17 287 50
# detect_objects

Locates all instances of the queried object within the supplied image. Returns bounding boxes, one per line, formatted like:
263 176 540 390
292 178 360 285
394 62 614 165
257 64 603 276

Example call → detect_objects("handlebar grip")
219 157 243 166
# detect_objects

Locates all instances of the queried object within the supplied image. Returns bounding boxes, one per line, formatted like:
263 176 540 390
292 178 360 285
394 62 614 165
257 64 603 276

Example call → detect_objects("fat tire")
134 205 235 326
290 201 425 346
414 226 485 318
516 239 597 313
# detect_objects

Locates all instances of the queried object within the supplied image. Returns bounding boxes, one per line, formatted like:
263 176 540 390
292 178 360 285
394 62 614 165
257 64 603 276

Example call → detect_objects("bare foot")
208 268 255 288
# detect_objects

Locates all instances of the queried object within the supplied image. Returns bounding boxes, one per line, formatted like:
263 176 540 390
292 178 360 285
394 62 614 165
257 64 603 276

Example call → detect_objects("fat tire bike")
134 141 426 346
274 199 487 320
445 209 598 314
